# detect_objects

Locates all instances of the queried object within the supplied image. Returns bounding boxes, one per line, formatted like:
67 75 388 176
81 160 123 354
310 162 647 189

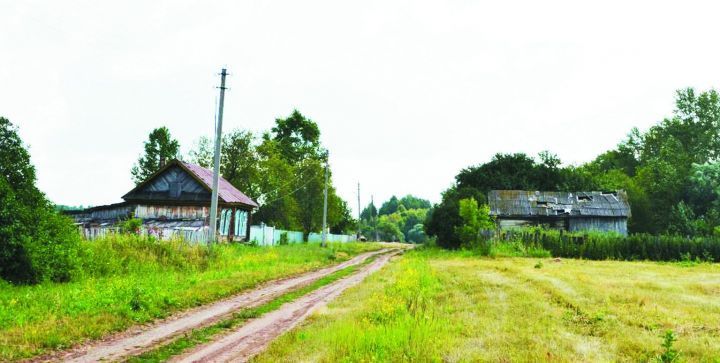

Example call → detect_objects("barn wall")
497 218 567 230
569 217 628 235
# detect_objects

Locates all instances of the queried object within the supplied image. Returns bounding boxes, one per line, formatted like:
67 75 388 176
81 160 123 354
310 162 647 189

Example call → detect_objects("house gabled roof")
122 159 258 208
488 190 630 218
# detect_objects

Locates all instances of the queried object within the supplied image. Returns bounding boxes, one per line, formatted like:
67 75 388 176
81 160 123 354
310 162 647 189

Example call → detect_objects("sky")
2 0 720 217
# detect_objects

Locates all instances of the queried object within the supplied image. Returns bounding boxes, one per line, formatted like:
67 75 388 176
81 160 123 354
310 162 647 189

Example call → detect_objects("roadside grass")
0 235 382 361
254 247 720 362
127 253 380 362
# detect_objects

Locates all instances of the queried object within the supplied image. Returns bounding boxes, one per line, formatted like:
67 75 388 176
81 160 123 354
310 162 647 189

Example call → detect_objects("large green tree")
0 117 79 284
131 126 180 184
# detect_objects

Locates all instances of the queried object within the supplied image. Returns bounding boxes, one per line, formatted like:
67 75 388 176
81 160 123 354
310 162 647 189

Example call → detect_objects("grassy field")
255 248 720 362
0 236 382 361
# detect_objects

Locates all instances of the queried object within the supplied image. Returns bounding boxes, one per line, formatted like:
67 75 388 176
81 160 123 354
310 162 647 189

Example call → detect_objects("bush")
278 232 289 245
496 228 720 262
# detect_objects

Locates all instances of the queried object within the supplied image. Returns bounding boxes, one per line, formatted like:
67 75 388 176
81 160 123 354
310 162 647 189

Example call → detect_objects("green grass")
254 247 720 362
129 254 378 362
0 235 382 361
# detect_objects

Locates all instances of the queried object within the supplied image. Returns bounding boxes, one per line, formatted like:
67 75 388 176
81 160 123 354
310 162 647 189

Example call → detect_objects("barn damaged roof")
488 190 631 218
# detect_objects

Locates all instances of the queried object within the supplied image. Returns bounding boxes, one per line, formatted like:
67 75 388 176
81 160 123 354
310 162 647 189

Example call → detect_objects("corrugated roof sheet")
181 161 259 208
488 190 630 218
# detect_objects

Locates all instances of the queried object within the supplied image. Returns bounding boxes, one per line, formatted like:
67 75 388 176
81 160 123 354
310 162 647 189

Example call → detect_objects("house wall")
568 217 628 236
133 204 209 220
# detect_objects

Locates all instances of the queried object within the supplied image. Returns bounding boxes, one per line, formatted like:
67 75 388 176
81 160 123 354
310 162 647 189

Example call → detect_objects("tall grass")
255 247 720 361
0 235 382 361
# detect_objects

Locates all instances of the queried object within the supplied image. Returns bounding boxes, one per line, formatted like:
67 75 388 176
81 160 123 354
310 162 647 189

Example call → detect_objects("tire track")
172 250 401 363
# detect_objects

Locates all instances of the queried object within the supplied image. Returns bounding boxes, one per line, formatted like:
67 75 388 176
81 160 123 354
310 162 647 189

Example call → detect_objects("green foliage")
270 109 322 163
497 228 720 262
278 232 289 245
455 198 494 252
359 195 429 242
426 152 594 248
586 88 720 235
131 126 180 184
655 330 681 362
378 195 431 216
0 117 81 284
186 111 353 236
119 216 143 235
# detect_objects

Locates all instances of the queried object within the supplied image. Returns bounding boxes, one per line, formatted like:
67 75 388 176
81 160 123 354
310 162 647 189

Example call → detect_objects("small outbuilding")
68 159 258 241
487 190 631 235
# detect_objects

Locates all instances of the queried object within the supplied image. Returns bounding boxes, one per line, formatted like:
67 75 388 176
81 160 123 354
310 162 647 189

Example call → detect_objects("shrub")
496 228 720 262
278 232 289 245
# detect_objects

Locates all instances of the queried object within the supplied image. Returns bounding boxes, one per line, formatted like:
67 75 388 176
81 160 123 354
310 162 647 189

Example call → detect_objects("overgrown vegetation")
426 88 720 247
358 195 431 243
255 248 720 361
494 228 720 262
0 117 81 284
0 236 382 360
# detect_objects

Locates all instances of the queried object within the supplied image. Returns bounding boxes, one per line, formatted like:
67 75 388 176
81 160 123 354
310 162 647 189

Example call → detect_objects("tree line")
130 110 354 237
426 88 720 248
358 195 431 243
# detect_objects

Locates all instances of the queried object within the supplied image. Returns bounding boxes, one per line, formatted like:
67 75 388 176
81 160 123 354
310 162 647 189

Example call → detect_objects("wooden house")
488 190 631 235
68 159 258 241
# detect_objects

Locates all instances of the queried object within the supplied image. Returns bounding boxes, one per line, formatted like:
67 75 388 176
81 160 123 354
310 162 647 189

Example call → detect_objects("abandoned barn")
68 159 258 241
487 190 631 235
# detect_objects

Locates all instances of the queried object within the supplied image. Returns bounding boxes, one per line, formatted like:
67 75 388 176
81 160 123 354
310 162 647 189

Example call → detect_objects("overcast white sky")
2 0 720 215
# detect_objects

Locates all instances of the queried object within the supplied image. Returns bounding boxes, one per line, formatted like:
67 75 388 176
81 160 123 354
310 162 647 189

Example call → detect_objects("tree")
455 198 494 250
188 136 213 168
220 130 260 199
0 117 80 284
271 110 322 163
131 127 180 184
379 196 401 215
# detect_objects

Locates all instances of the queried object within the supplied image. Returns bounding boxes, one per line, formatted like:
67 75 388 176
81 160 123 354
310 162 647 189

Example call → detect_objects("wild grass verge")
0 235 382 361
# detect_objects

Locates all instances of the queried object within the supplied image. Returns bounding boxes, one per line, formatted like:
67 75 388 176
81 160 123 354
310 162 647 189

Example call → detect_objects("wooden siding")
569 217 628 236
133 204 209 220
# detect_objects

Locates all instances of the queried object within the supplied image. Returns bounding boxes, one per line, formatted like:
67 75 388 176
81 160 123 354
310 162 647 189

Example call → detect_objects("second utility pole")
321 151 329 247
357 182 361 239
209 68 228 243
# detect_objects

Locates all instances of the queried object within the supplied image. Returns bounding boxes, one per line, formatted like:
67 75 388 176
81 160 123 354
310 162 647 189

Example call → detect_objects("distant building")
67 159 258 241
487 190 631 235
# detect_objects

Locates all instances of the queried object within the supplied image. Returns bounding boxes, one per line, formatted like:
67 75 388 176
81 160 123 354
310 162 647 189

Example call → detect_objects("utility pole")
372 194 379 241
357 182 361 239
321 151 329 247
209 68 228 242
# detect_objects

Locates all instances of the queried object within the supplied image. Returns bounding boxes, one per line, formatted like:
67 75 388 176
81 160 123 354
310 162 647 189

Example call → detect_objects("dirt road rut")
172 250 400 363
50 249 392 363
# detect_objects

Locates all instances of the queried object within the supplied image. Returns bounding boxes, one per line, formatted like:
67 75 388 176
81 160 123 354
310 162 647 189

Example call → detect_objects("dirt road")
47 248 393 363
171 250 400 363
